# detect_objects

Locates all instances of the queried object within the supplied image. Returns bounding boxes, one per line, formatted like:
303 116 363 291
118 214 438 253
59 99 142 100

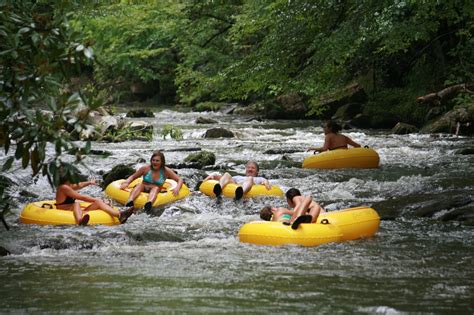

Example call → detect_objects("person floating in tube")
120 150 184 213
307 120 361 153
56 169 133 225
260 188 325 229
203 160 272 200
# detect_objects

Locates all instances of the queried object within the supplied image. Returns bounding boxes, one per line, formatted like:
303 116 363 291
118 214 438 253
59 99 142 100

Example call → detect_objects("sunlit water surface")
1 109 473 314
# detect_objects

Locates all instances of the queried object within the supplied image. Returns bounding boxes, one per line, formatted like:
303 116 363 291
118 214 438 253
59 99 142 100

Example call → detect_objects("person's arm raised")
120 166 147 189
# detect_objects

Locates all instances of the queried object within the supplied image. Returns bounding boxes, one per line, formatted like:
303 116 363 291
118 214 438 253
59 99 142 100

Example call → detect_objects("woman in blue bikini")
120 151 183 212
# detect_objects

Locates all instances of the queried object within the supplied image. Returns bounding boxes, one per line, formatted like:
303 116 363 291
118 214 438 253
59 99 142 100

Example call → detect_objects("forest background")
0 0 473 187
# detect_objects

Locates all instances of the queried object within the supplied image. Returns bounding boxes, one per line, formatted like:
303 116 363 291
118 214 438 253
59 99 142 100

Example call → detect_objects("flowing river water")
1 108 473 314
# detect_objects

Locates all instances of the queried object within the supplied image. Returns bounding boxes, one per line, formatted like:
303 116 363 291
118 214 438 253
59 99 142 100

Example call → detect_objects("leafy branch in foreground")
0 1 96 187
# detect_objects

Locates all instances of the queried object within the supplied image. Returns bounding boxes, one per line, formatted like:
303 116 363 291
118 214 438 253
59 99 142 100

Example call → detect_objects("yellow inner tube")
199 179 284 198
20 200 119 225
105 178 190 208
302 147 380 169
238 206 380 246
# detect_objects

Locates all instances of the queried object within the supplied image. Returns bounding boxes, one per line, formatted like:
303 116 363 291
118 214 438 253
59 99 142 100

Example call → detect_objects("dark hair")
325 120 342 133
246 160 259 172
285 188 301 202
58 165 80 185
150 150 166 170
260 206 272 221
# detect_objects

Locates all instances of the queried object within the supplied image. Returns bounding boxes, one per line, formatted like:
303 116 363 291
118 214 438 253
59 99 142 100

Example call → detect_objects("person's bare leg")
144 186 160 211
242 177 254 194
290 196 312 222
307 203 324 223
125 183 145 206
72 202 82 224
219 173 233 189
84 200 119 217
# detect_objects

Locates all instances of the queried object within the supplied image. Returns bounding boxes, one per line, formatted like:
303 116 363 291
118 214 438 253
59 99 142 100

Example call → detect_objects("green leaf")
14 142 24 159
2 157 14 172
31 147 40 176
21 149 30 169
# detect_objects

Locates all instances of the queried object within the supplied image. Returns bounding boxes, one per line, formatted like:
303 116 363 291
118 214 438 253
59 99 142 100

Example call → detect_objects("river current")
1 108 473 314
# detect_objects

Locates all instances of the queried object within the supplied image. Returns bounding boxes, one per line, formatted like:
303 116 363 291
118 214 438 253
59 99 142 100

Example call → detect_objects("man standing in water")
204 160 272 200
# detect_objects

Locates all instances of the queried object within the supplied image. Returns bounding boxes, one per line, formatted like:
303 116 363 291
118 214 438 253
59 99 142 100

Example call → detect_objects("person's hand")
172 187 180 196
264 181 272 190
120 181 129 190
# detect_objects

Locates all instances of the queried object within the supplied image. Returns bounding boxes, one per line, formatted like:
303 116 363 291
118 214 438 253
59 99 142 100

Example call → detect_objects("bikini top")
143 167 166 186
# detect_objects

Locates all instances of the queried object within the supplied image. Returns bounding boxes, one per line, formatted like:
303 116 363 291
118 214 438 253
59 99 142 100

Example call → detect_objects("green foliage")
101 126 152 142
0 1 95 187
161 125 183 140
194 102 222 112
74 1 184 100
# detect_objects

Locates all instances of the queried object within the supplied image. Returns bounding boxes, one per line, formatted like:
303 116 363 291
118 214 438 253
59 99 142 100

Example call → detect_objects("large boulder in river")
0 246 10 256
331 103 363 121
204 128 234 138
422 106 474 135
102 164 135 189
315 83 368 119
264 94 308 119
196 116 218 124
392 122 419 134
183 151 216 169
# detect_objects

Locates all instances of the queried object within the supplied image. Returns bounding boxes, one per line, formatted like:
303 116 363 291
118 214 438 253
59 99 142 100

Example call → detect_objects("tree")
0 0 95 187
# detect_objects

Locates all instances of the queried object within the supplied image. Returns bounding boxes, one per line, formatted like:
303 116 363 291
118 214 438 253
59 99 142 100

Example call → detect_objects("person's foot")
119 207 134 224
79 214 90 226
144 201 152 212
291 215 313 230
125 200 134 208
213 183 222 197
234 186 244 200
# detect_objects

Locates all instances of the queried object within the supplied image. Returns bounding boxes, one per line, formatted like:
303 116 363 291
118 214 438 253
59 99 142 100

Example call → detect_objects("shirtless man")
307 120 360 153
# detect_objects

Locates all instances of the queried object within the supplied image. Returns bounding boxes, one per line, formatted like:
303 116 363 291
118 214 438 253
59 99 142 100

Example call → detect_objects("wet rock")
316 83 368 119
102 164 135 189
422 106 474 135
348 113 372 129
90 149 112 157
196 116 218 124
264 148 301 154
265 94 308 119
440 203 474 224
414 195 472 217
0 246 10 256
183 151 216 169
455 148 474 155
126 109 154 118
331 102 363 121
164 147 201 152
19 190 38 199
204 127 234 138
392 122 419 134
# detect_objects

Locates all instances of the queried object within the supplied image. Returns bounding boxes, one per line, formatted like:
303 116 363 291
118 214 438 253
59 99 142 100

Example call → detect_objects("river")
1 108 473 314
